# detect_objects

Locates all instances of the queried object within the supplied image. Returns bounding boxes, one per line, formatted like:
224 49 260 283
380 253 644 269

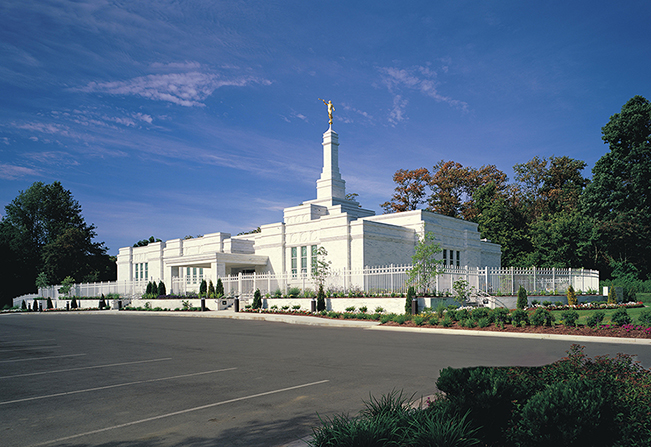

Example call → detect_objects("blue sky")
1 1 649 255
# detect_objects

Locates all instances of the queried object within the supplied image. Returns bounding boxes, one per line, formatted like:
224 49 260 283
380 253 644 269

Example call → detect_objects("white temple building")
117 126 501 293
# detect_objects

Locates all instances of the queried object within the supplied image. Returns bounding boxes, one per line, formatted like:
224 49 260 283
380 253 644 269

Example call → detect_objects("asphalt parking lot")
2 312 651 446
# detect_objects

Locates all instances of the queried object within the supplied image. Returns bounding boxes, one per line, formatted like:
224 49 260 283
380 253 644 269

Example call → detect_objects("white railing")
26 266 599 302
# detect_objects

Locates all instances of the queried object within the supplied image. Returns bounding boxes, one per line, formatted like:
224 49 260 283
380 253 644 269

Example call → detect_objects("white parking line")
0 346 60 352
1 367 238 405
0 357 173 379
0 353 86 364
32 379 330 446
0 339 55 345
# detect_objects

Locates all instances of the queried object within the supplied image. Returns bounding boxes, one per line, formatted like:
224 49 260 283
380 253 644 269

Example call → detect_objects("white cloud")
0 163 39 180
378 65 469 121
79 72 271 107
2 137 10 145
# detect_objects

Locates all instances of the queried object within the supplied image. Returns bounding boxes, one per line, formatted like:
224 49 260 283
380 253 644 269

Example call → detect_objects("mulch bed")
382 321 651 338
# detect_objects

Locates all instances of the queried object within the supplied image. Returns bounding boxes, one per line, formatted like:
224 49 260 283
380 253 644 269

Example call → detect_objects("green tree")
452 278 472 305
407 232 444 294
215 278 224 297
199 279 207 297
567 285 577 306
317 284 326 312
207 280 215 298
516 286 528 309
133 236 162 247
58 276 76 296
581 96 651 279
158 280 166 296
0 181 115 307
311 246 331 289
35 272 49 290
252 289 262 309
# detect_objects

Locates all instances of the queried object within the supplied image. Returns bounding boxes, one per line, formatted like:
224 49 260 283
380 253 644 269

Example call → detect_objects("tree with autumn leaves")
381 96 651 282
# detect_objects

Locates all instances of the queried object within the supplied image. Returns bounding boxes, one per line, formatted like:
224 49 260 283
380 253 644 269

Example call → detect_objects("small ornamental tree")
607 287 617 304
317 284 326 311
21 300 27 310
567 285 578 306
312 247 332 291
32 300 38 311
452 278 472 305
35 272 49 290
151 281 159 297
215 278 224 298
407 232 444 295
46 297 53 309
405 286 416 314
71 297 77 309
58 276 75 296
158 280 166 296
516 286 528 309
252 289 262 309
207 280 215 298
145 281 152 295
199 279 207 297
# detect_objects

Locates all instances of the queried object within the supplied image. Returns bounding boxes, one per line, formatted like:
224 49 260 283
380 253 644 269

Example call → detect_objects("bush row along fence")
17 266 599 305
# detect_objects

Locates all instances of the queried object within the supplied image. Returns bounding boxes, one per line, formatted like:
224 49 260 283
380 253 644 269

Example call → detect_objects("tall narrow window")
301 246 308 273
193 267 197 283
144 263 148 280
456 251 460 267
186 267 191 284
311 245 318 274
442 249 447 266
135 265 139 280
291 247 297 275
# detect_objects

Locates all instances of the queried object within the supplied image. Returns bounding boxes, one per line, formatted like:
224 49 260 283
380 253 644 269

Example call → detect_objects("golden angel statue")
318 98 335 126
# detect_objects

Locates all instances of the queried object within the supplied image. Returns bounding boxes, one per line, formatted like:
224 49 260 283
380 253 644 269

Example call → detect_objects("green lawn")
637 293 651 304
551 305 649 326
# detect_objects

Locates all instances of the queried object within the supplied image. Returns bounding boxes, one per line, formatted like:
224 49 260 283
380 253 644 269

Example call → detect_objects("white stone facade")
117 127 501 291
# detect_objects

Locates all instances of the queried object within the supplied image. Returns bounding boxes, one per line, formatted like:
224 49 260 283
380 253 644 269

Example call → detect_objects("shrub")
638 309 651 326
380 314 394 324
216 278 224 297
560 309 579 327
477 317 491 328
317 284 326 311
491 308 510 325
446 309 459 321
607 286 617 304
359 306 368 313
146 281 153 295
288 287 300 298
406 286 416 314
516 286 528 309
428 316 439 326
21 300 27 310
530 307 555 327
252 289 262 309
611 307 632 326
542 300 552 307
413 315 425 326
586 311 606 328
508 379 617 447
394 314 408 325
471 307 491 322
345 306 356 312
273 288 282 298
207 280 214 298
510 309 529 326
441 316 453 327
374 306 385 313
436 302 447 319
46 297 53 309
199 279 207 297
567 284 578 306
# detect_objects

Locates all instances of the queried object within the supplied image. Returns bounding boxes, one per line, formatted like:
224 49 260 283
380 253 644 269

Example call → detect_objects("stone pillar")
316 128 346 201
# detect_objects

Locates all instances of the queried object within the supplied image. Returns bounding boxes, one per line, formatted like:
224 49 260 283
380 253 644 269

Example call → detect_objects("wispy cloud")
78 71 271 107
0 163 39 180
378 65 468 122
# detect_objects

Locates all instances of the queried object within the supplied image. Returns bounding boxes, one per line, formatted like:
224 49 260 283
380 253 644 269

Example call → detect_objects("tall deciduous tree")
381 168 431 213
581 95 651 278
0 181 115 307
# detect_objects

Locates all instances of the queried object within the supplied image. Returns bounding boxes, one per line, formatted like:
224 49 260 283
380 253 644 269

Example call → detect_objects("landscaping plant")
252 289 262 309
567 284 578 306
560 309 579 327
405 286 416 314
530 307 554 326
516 286 528 309
610 307 632 326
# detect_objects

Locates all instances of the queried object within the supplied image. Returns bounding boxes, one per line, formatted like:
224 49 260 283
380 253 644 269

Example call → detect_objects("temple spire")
316 127 346 201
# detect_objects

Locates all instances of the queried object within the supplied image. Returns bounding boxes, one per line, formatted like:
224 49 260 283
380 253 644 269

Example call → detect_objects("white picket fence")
19 266 598 305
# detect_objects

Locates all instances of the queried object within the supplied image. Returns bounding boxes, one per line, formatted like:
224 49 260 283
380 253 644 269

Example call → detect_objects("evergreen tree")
517 286 528 309
252 289 262 309
216 278 224 297
567 285 578 306
151 281 159 297
199 279 207 297
71 297 77 309
21 300 26 310
207 280 215 298
317 284 326 311
158 280 166 296
406 286 416 314
46 297 53 309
